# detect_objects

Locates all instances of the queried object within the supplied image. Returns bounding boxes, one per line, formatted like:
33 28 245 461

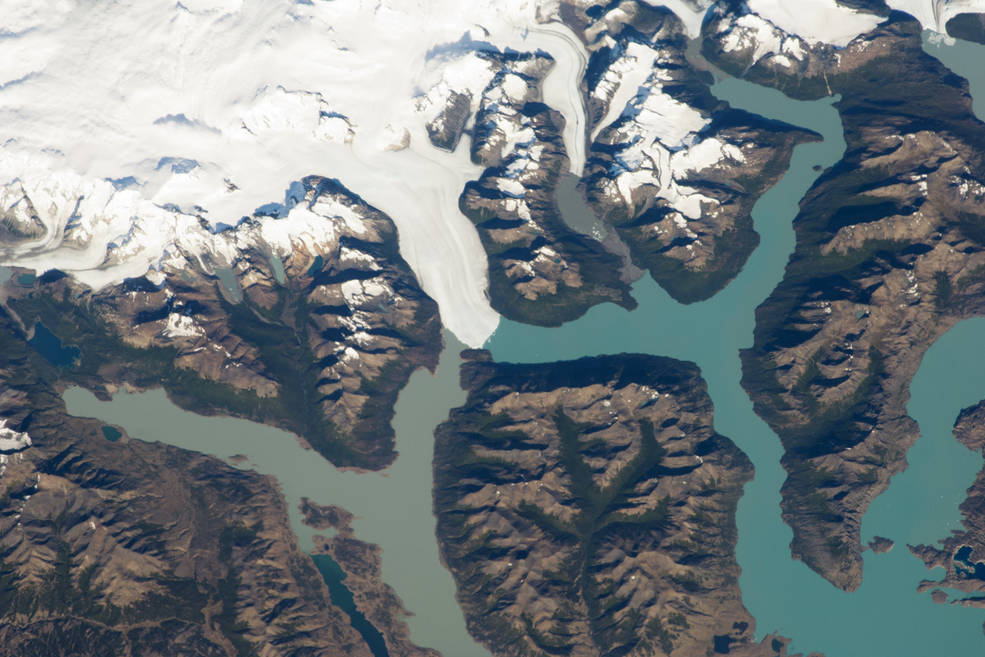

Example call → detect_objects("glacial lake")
556 173 605 238
65 331 493 657
487 62 985 656
60 34 985 657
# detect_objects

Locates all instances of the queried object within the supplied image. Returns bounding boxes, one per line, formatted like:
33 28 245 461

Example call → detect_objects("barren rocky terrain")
0 307 395 657
434 350 793 657
0 176 448 655
2 176 441 470
709 13 985 590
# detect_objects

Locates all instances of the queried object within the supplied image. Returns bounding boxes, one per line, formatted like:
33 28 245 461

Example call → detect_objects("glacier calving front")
0 0 982 347
0 0 592 348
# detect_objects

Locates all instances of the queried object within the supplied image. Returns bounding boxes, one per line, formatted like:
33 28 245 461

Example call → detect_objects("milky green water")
268 255 287 285
58 35 985 657
64 331 493 657
556 173 606 238
215 267 243 303
486 74 985 656
923 32 985 119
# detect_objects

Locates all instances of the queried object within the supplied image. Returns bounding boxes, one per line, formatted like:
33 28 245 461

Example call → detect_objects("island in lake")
0 178 444 656
0 306 394 656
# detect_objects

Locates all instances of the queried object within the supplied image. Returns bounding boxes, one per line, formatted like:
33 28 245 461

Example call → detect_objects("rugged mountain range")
434 351 792 657
415 0 823 324
0 305 420 657
577 1 817 302
3 176 440 470
707 11 985 590
5 0 985 655
437 47 637 325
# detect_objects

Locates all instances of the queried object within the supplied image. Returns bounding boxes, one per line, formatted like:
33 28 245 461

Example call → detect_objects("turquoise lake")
485 48 985 657
59 31 985 657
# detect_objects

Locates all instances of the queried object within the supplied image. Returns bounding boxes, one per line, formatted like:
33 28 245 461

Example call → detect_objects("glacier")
0 0 591 348
2 0 984 347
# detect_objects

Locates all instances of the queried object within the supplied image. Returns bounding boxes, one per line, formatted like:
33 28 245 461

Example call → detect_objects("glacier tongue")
0 0 593 349
7 0 975 347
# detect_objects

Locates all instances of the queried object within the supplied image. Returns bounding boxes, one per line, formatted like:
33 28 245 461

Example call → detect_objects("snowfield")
746 0 881 46
0 0 592 349
0 419 31 454
2 0 984 347
886 0 985 33
747 0 985 46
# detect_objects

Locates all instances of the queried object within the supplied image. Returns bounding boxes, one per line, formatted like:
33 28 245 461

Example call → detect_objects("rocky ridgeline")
0 309 403 657
445 48 635 325
4 176 441 470
711 13 985 590
576 1 817 303
422 1 823 324
434 351 792 657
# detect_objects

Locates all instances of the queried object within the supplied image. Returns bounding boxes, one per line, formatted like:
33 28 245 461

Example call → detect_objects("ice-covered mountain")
2 0 984 346
577 2 817 302
886 0 985 32
0 0 585 348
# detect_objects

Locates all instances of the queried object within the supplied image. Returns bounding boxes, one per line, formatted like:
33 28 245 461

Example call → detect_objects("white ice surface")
590 41 659 142
0 0 593 348
671 137 744 174
641 0 715 37
162 313 206 340
747 0 882 46
599 63 731 220
886 0 985 32
0 420 31 453
491 22 591 174
746 0 985 48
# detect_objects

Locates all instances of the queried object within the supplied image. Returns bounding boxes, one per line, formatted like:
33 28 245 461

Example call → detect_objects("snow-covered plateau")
2 0 984 347
0 0 592 348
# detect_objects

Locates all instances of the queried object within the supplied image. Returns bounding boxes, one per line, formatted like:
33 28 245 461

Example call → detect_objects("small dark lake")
954 546 985 581
29 322 80 367
312 554 390 657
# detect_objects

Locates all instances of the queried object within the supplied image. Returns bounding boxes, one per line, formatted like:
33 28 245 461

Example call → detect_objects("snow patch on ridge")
590 41 658 142
599 73 739 219
746 0 881 46
0 420 31 454
0 0 592 348
162 313 206 340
